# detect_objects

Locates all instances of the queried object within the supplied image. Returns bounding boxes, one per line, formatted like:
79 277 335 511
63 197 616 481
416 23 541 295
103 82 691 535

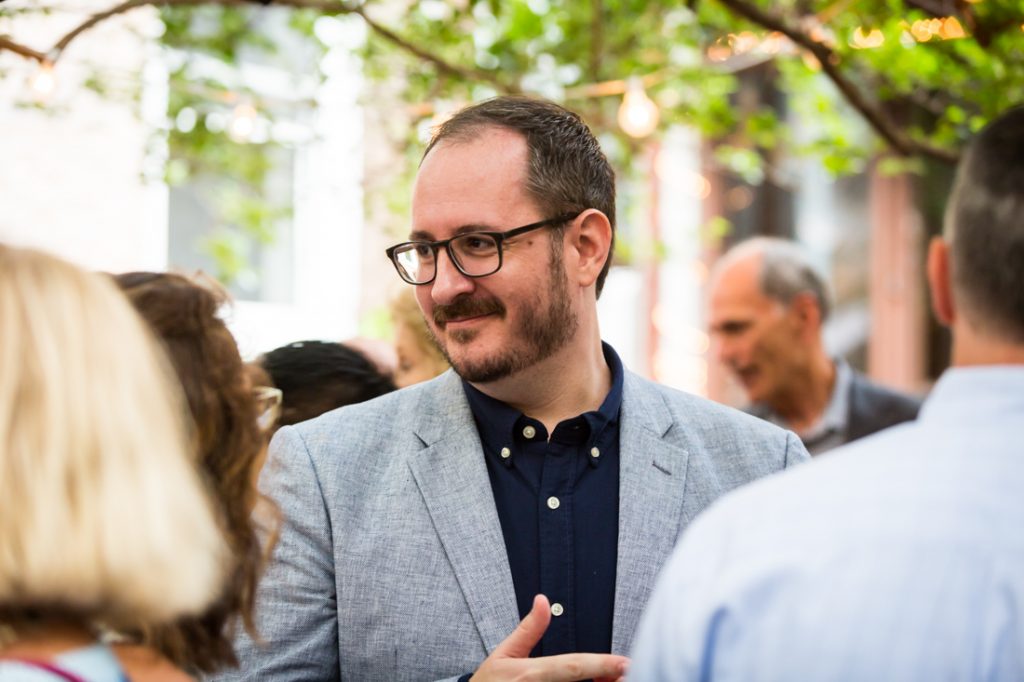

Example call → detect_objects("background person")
708 237 921 455
218 96 807 682
0 246 226 682
114 271 275 677
630 107 1024 681
390 288 450 387
258 340 396 427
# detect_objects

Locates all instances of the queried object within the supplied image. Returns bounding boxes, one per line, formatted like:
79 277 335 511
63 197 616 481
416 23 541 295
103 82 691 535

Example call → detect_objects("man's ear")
569 210 613 289
789 292 822 336
927 236 955 327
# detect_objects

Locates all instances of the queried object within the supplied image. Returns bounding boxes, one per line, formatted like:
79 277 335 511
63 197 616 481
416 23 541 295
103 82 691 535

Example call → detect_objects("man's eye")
461 236 496 252
413 244 434 259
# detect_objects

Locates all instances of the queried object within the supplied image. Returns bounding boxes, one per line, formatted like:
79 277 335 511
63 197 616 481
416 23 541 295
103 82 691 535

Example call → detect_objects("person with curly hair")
113 272 276 677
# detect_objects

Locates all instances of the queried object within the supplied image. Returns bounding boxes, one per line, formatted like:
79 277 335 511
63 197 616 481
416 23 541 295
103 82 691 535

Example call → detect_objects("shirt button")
547 496 560 510
590 447 600 458
551 603 564 617
523 425 536 439
500 447 511 459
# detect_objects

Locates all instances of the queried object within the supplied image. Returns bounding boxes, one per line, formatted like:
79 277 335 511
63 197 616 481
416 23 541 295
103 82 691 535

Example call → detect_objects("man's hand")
471 594 629 682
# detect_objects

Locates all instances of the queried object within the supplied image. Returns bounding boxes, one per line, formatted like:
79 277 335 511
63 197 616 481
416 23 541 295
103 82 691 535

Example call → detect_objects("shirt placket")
537 435 576 655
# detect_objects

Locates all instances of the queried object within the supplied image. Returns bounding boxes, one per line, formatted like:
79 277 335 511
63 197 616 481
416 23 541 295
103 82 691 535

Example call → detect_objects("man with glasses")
219 96 808 682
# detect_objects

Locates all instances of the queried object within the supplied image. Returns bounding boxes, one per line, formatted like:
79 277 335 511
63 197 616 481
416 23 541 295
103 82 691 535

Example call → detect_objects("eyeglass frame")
253 385 283 433
385 212 579 285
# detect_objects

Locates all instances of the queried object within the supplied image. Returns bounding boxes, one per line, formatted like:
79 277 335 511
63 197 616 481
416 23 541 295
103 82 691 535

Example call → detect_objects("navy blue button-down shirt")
462 343 624 658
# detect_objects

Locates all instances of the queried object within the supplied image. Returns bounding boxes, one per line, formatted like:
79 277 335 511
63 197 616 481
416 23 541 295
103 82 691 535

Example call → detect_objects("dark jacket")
747 369 922 449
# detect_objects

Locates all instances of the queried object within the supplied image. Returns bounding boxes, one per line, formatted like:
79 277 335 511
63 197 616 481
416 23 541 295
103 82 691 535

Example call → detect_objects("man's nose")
430 248 475 305
712 334 733 366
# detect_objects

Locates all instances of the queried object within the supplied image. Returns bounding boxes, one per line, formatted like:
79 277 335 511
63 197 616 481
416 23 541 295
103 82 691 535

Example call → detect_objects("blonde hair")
391 290 448 375
0 245 226 630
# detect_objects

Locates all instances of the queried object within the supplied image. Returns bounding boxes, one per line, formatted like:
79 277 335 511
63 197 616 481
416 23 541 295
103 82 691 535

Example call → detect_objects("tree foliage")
2 0 1022 281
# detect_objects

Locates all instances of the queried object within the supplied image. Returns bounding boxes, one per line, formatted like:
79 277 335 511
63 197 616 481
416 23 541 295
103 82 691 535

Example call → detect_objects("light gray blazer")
216 369 807 681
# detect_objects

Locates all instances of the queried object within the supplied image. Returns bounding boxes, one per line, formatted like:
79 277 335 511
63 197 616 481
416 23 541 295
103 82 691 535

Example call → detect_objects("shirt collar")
462 342 624 466
754 358 851 441
801 358 852 441
919 365 1024 422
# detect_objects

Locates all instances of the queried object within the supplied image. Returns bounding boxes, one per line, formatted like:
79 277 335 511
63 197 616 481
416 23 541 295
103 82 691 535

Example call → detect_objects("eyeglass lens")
394 233 501 284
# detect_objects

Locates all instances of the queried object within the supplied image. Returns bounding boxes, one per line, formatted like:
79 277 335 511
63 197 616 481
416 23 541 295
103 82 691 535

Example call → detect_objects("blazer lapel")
406 373 520 655
611 373 691 654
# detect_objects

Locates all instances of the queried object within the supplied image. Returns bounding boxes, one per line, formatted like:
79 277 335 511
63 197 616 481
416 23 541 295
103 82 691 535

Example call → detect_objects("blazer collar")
611 372 691 654
407 369 692 657
406 370 521 654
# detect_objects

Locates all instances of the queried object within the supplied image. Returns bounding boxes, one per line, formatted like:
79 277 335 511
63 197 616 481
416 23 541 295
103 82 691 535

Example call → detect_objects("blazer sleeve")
209 426 339 681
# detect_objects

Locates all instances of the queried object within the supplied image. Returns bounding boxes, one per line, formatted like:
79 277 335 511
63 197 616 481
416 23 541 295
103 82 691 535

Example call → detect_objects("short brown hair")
944 106 1024 342
425 96 617 297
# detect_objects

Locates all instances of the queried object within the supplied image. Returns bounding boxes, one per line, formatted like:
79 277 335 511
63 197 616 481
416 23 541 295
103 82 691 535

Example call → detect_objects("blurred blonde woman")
0 245 227 681
390 289 449 387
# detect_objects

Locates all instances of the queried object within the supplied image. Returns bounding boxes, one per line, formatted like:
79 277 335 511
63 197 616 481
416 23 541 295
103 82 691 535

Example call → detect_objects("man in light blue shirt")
630 106 1024 681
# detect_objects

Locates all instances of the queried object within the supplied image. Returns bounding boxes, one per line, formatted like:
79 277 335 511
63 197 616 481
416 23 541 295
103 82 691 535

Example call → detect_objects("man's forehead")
711 256 765 301
420 125 527 167
411 129 536 237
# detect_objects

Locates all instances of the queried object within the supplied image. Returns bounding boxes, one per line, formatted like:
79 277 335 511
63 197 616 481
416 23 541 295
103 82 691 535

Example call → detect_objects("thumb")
491 594 552 659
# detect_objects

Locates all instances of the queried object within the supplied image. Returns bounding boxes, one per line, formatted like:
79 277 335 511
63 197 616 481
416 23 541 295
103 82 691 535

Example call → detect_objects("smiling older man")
708 237 920 454
215 96 807 682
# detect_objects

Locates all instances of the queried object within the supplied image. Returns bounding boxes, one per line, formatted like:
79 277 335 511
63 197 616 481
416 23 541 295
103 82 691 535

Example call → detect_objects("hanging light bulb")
28 60 57 102
227 102 258 143
617 78 660 139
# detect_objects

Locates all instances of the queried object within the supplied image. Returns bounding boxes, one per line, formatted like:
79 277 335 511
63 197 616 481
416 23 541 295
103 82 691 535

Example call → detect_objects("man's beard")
426 250 578 384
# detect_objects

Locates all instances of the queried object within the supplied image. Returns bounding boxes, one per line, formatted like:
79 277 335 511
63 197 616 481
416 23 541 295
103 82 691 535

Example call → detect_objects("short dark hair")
945 107 1024 342
260 341 396 426
424 96 616 297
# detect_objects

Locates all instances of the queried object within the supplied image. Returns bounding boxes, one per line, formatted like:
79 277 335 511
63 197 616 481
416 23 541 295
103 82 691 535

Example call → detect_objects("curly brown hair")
114 271 274 673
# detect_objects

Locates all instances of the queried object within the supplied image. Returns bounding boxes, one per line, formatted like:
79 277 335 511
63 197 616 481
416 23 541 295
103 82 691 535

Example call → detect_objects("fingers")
536 653 629 682
480 595 629 682
491 594 552 659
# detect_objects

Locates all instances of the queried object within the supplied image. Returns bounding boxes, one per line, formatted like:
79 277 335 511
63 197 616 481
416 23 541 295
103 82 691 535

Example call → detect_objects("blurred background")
2 0 1021 403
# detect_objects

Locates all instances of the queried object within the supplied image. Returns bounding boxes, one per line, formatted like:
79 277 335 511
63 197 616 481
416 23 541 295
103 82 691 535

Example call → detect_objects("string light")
729 31 759 54
706 37 732 62
939 17 966 39
227 103 258 142
850 27 885 49
28 60 57 101
617 78 660 139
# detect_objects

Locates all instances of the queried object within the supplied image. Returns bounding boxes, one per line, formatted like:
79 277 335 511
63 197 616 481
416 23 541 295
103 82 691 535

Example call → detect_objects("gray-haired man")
708 237 920 454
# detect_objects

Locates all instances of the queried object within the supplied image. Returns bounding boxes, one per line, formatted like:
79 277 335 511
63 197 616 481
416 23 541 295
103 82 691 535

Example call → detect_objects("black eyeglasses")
385 213 578 285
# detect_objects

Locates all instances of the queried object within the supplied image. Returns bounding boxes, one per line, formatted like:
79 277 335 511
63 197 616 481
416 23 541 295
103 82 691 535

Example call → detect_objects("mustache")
433 295 506 327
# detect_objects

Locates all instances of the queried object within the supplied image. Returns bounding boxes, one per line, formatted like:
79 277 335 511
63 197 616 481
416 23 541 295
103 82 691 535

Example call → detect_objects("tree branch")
0 35 49 62
349 5 517 93
54 0 232 55
903 0 956 17
2 0 514 94
715 0 958 164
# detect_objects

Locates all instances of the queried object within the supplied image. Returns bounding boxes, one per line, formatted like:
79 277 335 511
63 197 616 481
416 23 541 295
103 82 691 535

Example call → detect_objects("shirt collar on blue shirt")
462 342 624 469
